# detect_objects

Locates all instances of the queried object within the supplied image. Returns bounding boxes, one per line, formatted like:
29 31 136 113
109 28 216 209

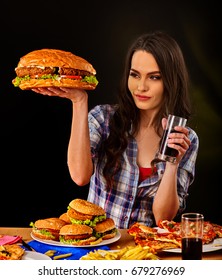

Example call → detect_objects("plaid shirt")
87 104 199 229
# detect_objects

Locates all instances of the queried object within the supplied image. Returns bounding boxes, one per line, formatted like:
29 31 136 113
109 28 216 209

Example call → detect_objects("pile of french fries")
80 245 158 260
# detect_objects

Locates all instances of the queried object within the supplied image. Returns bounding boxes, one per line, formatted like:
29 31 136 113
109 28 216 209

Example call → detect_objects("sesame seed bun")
69 199 106 216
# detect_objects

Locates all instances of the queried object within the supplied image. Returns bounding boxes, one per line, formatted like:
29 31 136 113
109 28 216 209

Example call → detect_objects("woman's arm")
152 162 179 224
67 94 93 185
152 124 192 225
31 87 94 185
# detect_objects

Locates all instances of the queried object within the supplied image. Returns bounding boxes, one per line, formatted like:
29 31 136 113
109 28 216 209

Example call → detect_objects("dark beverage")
159 129 179 157
157 115 187 163
182 238 202 260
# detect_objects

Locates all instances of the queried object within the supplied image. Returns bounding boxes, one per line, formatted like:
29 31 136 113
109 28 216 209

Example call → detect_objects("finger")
174 126 189 135
168 136 190 148
32 88 49 95
168 130 190 142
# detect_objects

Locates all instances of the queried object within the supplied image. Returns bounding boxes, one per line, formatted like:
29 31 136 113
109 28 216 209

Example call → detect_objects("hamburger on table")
59 224 97 246
94 218 117 240
67 199 106 227
30 217 67 241
59 218 117 246
29 199 118 245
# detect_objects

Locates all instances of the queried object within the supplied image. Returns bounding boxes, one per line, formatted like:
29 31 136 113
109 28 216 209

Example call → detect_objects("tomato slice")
60 75 82 79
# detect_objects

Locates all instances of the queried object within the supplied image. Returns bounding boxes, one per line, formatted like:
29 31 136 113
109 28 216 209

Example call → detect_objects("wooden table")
1 227 222 260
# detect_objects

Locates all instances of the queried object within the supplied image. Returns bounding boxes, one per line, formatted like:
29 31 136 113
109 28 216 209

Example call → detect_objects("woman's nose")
137 79 148 91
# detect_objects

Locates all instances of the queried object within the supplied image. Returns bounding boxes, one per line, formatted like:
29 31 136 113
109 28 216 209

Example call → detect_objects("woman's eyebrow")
130 68 160 75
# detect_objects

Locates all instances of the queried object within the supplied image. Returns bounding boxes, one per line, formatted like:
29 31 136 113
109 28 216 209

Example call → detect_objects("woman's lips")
135 94 151 101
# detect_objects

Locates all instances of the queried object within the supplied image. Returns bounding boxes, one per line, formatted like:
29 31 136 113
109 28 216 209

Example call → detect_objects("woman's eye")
129 71 139 78
150 75 161 80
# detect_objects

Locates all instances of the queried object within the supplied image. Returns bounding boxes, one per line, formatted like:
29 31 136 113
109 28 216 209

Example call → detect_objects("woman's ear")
162 117 167 130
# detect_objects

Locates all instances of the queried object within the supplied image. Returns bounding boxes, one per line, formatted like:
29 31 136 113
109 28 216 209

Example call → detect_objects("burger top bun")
59 213 72 224
17 49 96 75
94 218 116 233
59 224 93 236
34 217 67 230
69 199 106 216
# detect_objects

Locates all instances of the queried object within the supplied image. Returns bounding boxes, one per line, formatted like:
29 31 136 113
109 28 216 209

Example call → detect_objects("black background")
1 1 221 226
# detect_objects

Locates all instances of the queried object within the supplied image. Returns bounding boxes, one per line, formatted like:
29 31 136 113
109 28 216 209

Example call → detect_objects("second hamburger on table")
94 218 118 240
59 224 97 246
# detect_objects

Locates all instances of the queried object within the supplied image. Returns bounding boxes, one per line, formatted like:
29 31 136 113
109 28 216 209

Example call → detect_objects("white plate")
163 238 222 253
154 227 222 253
22 251 51 260
30 230 121 248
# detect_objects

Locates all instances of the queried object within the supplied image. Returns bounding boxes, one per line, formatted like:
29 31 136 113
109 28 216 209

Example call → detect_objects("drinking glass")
181 213 204 260
157 114 187 163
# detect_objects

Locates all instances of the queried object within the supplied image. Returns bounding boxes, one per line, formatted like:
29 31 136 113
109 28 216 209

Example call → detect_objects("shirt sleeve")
88 104 114 158
177 127 199 212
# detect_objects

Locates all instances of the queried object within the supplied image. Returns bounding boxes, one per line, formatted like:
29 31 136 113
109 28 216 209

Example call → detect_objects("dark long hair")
99 31 191 188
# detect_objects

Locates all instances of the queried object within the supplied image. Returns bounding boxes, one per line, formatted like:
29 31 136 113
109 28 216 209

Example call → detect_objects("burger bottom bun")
102 231 117 240
32 229 60 241
60 236 97 246
15 78 97 90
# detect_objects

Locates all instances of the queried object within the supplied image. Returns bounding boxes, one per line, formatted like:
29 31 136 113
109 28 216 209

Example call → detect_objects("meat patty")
16 66 91 77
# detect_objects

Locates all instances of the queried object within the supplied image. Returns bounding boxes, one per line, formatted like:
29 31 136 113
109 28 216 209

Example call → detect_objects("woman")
32 31 199 229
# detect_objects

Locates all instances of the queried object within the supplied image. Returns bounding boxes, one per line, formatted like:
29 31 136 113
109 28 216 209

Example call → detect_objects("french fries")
45 250 56 257
53 253 72 260
80 245 158 260
44 250 72 259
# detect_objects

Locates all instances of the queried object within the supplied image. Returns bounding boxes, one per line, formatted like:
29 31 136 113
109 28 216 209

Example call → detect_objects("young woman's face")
128 50 164 112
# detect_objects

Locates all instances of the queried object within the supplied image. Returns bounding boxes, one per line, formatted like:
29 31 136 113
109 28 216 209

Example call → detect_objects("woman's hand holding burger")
31 87 88 103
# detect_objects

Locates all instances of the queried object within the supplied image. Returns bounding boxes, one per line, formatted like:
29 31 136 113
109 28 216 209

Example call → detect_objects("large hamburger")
59 224 97 246
67 199 106 227
94 218 117 240
12 48 98 90
30 217 67 241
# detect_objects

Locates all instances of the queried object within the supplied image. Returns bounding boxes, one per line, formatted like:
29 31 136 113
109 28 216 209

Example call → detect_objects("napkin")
0 235 22 245
28 240 110 260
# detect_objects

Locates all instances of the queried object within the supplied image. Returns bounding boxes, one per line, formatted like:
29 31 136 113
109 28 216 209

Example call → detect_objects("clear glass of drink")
181 213 204 260
157 114 187 163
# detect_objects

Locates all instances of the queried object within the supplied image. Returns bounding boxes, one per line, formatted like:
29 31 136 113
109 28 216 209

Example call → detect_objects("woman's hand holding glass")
159 116 191 164
167 124 191 163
